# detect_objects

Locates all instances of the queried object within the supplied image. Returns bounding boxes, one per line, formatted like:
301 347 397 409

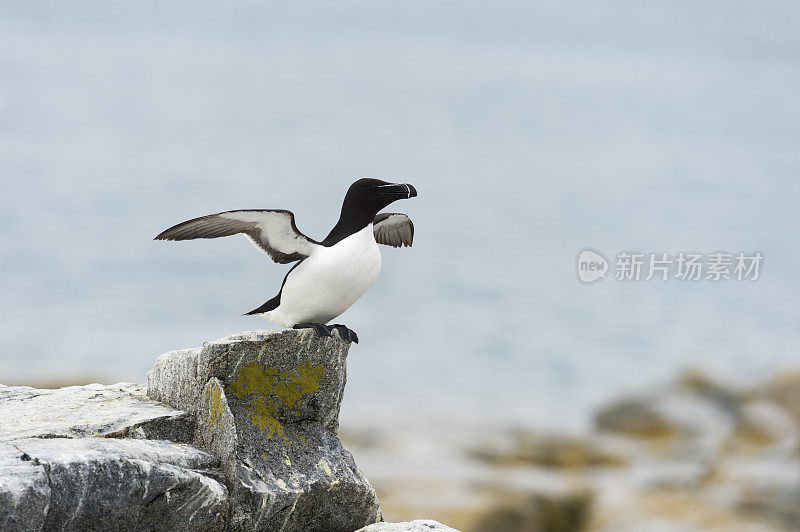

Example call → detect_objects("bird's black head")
323 178 417 246
342 178 418 218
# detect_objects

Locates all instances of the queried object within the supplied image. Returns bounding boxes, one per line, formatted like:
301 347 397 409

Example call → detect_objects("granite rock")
0 442 50 532
0 382 193 442
0 381 224 530
1 438 227 531
0 329 406 531
356 520 461 532
149 329 382 531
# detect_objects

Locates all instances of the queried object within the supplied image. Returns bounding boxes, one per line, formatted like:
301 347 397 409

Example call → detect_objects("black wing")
373 213 414 248
155 209 318 264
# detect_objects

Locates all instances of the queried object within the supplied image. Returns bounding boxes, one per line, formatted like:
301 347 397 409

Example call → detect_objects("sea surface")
1 1 799 432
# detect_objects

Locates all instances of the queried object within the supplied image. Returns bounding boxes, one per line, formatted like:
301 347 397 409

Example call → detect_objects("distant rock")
594 371 736 448
734 400 799 450
449 369 800 531
675 369 744 413
594 398 676 438
588 370 800 529
754 371 800 424
730 458 800 526
472 489 593 532
469 431 625 469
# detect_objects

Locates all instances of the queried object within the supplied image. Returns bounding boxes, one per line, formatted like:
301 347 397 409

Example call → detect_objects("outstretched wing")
373 213 414 248
155 209 318 264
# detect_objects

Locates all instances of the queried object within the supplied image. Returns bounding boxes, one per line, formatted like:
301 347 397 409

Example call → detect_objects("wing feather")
373 213 414 248
155 209 317 263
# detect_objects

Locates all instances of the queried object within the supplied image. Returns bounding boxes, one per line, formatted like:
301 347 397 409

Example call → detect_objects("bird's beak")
378 183 418 199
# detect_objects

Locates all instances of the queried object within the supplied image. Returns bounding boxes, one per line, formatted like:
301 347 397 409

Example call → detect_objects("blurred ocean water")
1 1 799 431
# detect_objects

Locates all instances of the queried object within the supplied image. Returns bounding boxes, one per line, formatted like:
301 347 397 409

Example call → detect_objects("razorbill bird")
155 178 417 343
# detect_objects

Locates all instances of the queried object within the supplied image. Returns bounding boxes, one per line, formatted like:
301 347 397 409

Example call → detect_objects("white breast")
264 225 381 326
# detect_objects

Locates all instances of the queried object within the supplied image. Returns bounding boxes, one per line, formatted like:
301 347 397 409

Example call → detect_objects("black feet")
329 324 359 344
293 322 331 337
292 323 358 344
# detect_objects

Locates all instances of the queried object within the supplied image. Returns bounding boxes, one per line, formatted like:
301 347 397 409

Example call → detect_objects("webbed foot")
292 322 332 338
329 324 359 344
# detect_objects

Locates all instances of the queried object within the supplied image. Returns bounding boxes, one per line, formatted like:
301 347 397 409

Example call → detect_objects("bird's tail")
243 294 281 316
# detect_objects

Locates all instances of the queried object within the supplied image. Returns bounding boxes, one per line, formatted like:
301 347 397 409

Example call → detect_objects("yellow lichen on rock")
229 360 325 442
205 381 224 428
